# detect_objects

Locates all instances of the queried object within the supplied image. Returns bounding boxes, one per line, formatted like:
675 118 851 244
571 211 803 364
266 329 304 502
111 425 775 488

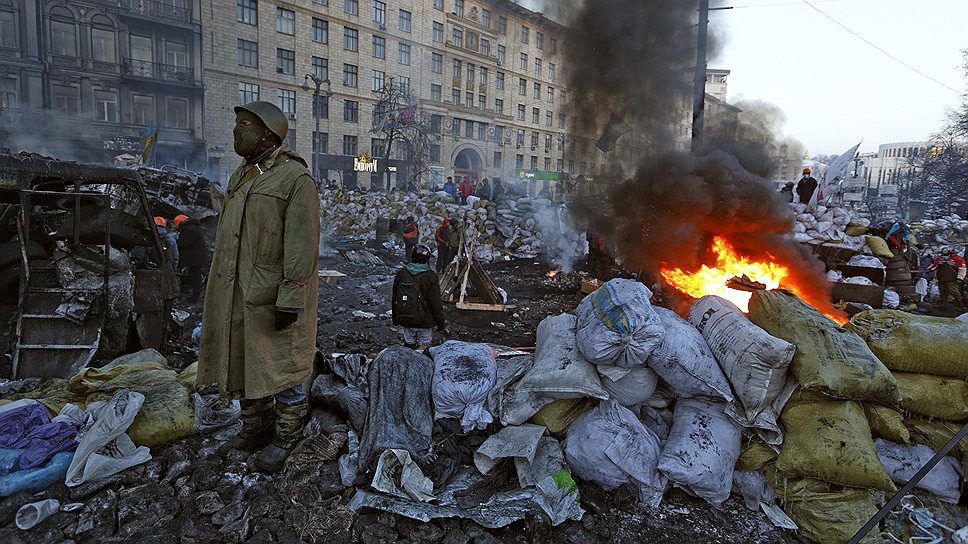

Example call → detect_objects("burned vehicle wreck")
0 152 177 379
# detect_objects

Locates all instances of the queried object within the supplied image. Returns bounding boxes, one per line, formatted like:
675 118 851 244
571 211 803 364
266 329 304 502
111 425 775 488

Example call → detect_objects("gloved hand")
275 310 299 331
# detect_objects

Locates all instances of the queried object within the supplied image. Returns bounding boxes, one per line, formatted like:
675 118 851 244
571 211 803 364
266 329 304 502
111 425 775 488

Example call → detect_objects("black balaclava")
233 110 281 163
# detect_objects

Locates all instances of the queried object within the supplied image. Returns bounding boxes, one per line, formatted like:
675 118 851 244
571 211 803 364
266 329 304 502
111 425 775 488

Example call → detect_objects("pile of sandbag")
913 213 968 246
318 189 585 262
788 203 867 250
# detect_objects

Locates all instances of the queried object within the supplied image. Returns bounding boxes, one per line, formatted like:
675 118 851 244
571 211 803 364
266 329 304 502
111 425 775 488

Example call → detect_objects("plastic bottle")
192 321 202 344
15 499 61 530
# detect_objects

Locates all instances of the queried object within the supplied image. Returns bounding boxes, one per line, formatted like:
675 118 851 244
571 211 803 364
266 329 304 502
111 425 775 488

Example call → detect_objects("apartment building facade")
0 0 206 168
202 0 608 188
839 141 931 218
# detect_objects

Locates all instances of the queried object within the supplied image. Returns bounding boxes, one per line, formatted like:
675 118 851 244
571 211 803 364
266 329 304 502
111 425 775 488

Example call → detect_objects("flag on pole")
818 140 862 203
595 112 631 152
139 123 158 166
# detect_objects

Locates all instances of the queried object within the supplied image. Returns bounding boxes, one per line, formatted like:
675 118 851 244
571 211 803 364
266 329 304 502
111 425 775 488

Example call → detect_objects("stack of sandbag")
913 213 968 246
789 203 865 249
688 296 795 445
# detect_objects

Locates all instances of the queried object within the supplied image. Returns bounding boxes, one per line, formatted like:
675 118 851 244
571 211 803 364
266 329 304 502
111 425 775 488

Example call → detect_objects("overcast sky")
716 0 968 156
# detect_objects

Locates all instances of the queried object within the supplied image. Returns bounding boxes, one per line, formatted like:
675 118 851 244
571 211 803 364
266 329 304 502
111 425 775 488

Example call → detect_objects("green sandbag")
893 371 968 421
863 403 911 445
749 290 900 407
905 416 968 472
765 465 882 544
735 440 778 472
528 397 599 438
15 362 195 448
776 391 896 493
846 310 968 378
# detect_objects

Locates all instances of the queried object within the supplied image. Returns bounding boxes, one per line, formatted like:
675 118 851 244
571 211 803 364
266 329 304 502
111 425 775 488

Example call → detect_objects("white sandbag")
844 276 875 285
564 400 665 507
792 223 806 234
915 278 928 301
688 296 795 444
429 341 498 432
66 390 152 487
575 279 666 368
518 314 609 400
597 364 658 407
882 288 900 309
875 439 962 504
638 405 674 446
732 470 776 511
847 255 886 269
657 398 741 506
827 270 844 282
793 233 813 243
958 313 968 323
646 307 733 401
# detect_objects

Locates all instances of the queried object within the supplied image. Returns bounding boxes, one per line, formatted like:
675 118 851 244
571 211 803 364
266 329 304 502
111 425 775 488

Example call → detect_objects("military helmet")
234 101 289 141
412 244 432 264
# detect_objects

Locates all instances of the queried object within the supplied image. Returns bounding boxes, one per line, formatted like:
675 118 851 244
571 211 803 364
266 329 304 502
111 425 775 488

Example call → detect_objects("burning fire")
546 270 560 278
661 237 787 312
661 236 848 324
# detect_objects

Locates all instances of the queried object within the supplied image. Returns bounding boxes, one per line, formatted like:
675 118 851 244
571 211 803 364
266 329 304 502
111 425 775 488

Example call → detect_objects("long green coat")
198 145 320 399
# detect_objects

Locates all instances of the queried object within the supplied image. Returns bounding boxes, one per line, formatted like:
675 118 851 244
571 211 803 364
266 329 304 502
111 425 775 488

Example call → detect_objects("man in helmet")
392 244 446 348
199 101 320 472
795 167 818 206
928 247 967 309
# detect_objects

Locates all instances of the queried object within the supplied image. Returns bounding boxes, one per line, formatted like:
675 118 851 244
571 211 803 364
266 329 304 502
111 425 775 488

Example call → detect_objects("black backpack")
394 270 430 327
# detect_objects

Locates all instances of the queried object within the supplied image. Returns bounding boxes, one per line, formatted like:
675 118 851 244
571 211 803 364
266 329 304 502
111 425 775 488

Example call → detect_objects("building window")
237 39 258 67
434 0 442 10
371 70 385 92
533 82 540 99
560 89 566 102
557 158 563 171
452 28 462 48
431 84 442 102
480 38 490 57
481 9 491 28
451 88 460 104
236 0 257 25
432 21 443 42
516 129 524 146
314 0 328 4
465 91 472 108
430 144 441 162
312 18 328 43
480 67 488 85
50 20 77 56
495 98 503 115
549 37 557 54
546 111 553 126
455 0 464 17
452 59 462 78
452 119 461 136
277 89 295 114
165 42 187 67
534 58 542 76
0 10 16 49
547 86 554 102
314 131 328 156
94 90 118 122
399 9 411 32
530 156 538 170
497 45 505 66
166 97 189 128
531 132 538 147
536 32 544 50
91 28 116 63
498 16 507 35
132 94 154 125
532 107 539 124
515 154 523 170
343 135 358 155
430 114 442 133
477 122 486 139
466 63 474 81
313 94 329 118
519 53 527 70
276 8 294 34
344 0 358 16
312 56 328 81
344 100 359 122
545 134 553 151
276 48 295 75
343 63 358 87
494 152 502 168
344 27 358 51
372 35 385 58
398 43 410 65
239 82 259 104
548 63 556 80
496 71 504 90
521 26 529 44
372 0 385 25
431 52 442 73
516 104 524 121
558 113 565 129
396 75 410 93
478 94 485 111
518 78 526 96
464 119 473 138
371 138 386 158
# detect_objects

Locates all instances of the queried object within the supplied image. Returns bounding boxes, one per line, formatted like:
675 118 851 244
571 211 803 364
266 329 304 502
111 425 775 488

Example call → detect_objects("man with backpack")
392 244 446 348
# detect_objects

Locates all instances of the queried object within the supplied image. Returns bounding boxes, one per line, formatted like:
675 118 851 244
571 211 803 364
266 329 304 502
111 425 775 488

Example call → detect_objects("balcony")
122 59 195 85
121 0 192 25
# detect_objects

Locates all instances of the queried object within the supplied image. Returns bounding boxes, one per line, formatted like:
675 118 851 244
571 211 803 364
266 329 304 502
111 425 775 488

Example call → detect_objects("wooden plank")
455 301 506 312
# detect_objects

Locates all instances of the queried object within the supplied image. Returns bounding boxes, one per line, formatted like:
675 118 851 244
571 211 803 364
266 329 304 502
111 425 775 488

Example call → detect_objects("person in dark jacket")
435 217 454 274
174 214 207 298
795 167 818 206
443 177 457 200
401 215 419 261
392 244 446 348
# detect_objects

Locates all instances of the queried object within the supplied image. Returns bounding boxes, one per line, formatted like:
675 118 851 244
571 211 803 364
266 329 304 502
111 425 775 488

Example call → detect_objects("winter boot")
253 400 309 472
217 397 275 455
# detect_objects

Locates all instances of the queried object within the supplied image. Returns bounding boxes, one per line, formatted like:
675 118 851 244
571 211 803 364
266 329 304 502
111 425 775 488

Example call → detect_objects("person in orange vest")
401 215 418 261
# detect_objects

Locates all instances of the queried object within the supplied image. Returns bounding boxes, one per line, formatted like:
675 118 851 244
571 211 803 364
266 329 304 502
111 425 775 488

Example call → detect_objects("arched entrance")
453 147 483 184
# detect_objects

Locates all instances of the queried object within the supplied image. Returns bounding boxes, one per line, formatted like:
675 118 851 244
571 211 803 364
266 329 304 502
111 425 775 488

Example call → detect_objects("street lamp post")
301 74 333 182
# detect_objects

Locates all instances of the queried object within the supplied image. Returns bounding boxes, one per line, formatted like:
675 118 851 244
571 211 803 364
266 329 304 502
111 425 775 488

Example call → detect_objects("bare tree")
371 79 433 191
901 124 968 218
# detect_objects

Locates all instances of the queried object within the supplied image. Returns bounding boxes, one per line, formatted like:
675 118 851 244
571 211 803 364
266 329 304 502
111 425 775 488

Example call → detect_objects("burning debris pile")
319 190 587 267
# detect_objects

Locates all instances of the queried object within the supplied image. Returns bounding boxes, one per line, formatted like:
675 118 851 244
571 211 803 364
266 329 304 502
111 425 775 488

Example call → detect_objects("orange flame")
546 270 559 278
661 236 788 312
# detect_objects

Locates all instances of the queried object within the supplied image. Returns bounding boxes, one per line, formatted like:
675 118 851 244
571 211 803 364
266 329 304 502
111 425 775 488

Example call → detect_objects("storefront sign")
516 170 561 181
354 152 378 173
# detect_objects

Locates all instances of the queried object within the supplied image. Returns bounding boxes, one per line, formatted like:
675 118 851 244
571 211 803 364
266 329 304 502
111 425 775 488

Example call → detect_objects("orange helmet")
173 214 189 227
153 216 167 228
802 167 812 174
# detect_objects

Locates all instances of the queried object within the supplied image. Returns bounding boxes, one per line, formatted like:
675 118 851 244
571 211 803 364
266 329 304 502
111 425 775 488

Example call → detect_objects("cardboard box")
580 278 602 294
